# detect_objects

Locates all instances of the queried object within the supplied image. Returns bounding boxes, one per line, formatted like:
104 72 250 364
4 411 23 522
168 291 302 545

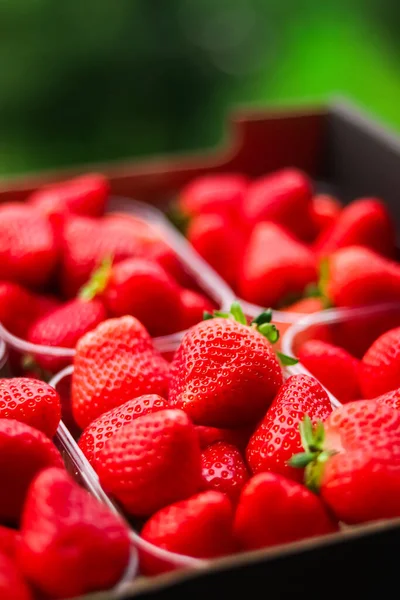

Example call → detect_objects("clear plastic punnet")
281 302 400 408
49 365 209 576
0 197 235 377
0 338 9 377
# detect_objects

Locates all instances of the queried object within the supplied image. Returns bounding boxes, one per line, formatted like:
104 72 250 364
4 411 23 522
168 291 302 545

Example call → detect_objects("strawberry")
201 441 249 503
0 552 32 600
241 168 314 240
18 467 130 599
179 289 214 330
315 198 395 258
72 316 170 429
310 194 342 235
0 282 36 338
81 257 182 337
27 297 107 372
28 173 109 218
140 491 235 575
0 204 57 288
169 303 283 428
234 472 338 551
187 213 245 288
0 418 63 523
0 526 20 560
246 374 332 481
0 378 61 438
324 245 400 307
238 223 317 307
196 425 253 452
285 297 327 314
359 326 400 398
78 394 169 466
297 340 361 403
96 409 202 516
375 387 400 411
179 174 248 221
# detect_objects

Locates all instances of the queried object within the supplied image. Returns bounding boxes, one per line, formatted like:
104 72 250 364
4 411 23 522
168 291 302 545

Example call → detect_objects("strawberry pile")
0 377 130 599
0 173 214 377
66 303 400 576
177 169 400 312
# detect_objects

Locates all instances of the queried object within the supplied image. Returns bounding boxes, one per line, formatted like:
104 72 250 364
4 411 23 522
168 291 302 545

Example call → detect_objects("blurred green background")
1 0 400 176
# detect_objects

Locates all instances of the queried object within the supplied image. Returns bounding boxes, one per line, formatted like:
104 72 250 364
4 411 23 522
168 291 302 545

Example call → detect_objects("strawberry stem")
78 256 113 301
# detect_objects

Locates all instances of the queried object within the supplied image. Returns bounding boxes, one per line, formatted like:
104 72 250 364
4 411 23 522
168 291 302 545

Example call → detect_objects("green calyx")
203 302 298 365
302 258 332 309
288 415 337 493
78 256 113 302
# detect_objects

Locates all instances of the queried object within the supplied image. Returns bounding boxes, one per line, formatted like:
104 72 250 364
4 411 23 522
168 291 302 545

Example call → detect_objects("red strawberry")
96 409 202 516
140 491 235 575
0 282 36 338
239 223 317 307
234 472 337 551
241 169 314 240
196 425 253 452
0 552 32 600
0 526 20 560
315 198 395 258
187 213 245 288
29 173 109 218
0 378 61 438
201 442 249 503
18 467 130 599
0 418 63 523
375 387 400 411
179 174 248 221
27 298 107 372
324 245 400 307
179 289 214 330
72 316 170 429
298 340 361 403
82 257 182 337
360 326 400 398
0 204 57 288
310 194 342 235
246 375 332 481
78 394 169 466
290 403 400 524
169 304 283 428
145 239 193 288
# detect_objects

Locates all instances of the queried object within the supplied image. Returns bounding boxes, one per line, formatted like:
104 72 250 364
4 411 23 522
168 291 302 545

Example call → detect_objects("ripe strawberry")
78 394 169 466
310 194 342 235
360 326 400 398
324 245 400 307
196 425 253 452
0 418 63 523
234 472 337 551
179 289 214 330
187 213 245 288
72 316 170 429
27 298 107 372
0 552 32 600
169 303 283 428
375 387 400 411
241 168 314 240
0 526 20 560
60 215 146 297
298 340 361 403
0 282 36 338
201 442 249 503
179 173 248 221
81 257 182 337
315 198 395 258
18 467 130 599
140 491 235 575
96 409 202 516
28 173 109 218
0 378 61 438
144 239 193 288
0 204 57 288
246 375 332 481
239 223 317 307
